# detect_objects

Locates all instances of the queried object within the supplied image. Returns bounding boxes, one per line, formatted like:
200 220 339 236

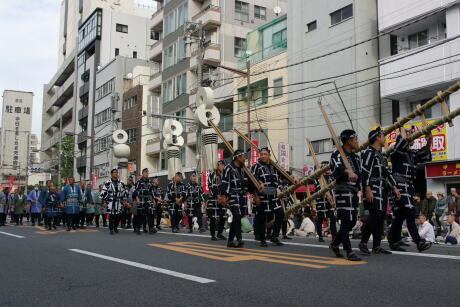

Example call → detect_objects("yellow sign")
373 118 448 161
148 242 365 269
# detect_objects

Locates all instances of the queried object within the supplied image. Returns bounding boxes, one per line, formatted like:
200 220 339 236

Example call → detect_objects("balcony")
77 130 88 144
76 156 87 169
44 99 73 131
190 43 221 68
192 4 221 31
150 6 163 29
238 41 287 70
45 73 75 111
379 36 460 99
78 106 89 121
79 82 90 97
146 137 162 155
149 40 163 62
148 68 162 91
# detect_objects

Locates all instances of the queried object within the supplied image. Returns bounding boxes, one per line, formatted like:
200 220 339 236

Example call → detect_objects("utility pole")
246 60 252 165
25 132 30 193
58 115 62 187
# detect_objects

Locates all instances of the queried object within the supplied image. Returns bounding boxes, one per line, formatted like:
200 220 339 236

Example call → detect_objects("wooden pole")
306 139 327 189
318 101 353 170
207 119 262 191
437 91 454 127
233 127 296 184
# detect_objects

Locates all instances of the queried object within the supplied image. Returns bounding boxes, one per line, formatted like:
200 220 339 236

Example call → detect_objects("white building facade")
378 0 460 194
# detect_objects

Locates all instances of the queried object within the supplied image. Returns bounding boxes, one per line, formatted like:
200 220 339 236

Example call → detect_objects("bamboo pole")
306 139 327 189
233 127 296 184
207 119 262 192
281 81 460 197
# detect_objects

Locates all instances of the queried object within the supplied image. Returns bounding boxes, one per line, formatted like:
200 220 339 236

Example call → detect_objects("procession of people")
1 126 460 261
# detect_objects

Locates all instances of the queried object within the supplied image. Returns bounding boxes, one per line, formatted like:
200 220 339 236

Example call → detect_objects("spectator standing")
13 187 27 225
434 192 448 236
27 185 43 226
0 187 11 226
421 192 436 225
85 184 95 225
93 184 105 227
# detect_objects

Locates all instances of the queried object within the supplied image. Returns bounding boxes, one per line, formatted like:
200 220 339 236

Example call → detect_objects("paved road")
1 224 459 307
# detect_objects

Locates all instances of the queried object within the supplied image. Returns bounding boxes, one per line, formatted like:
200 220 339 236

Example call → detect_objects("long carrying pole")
233 127 296 184
306 139 327 189
207 119 262 192
287 104 460 216
246 60 251 165
280 81 460 198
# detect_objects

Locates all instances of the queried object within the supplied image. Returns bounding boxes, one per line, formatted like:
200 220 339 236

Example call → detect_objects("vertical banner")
92 174 98 190
217 149 224 161
278 142 290 170
202 171 209 193
8 176 14 185
251 140 259 166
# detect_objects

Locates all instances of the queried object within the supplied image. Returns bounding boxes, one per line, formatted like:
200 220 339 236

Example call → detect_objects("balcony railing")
238 40 287 70
218 115 233 132
76 156 87 169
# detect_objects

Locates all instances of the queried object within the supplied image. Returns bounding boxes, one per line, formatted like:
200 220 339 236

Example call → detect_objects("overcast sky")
0 0 155 142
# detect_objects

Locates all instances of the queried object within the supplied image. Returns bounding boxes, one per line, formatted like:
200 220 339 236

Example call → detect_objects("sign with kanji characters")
251 140 259 166
202 171 209 194
92 174 98 190
217 150 224 161
373 118 448 161
278 142 290 170
426 162 460 178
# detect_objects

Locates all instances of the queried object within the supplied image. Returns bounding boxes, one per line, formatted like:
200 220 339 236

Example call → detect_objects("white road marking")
0 231 25 238
156 231 460 260
68 248 215 284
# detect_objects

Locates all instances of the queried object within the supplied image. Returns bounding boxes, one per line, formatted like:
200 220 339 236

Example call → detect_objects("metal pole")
58 115 62 187
25 132 30 193
246 60 251 165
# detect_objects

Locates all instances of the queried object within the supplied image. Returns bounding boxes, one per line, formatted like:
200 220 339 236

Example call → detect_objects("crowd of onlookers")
1 181 460 246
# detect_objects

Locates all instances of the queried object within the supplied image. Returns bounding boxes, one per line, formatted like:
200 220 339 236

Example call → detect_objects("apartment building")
146 0 287 178
288 1 380 174
378 0 460 194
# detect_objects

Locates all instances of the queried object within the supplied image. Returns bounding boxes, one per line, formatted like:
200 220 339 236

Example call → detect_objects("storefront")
425 160 460 195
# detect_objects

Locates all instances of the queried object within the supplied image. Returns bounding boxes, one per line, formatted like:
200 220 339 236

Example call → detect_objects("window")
177 2 188 28
254 5 266 20
115 48 119 56
176 73 187 97
5 105 13 113
390 35 398 55
177 38 186 61
15 99 23 103
95 78 115 101
410 100 432 119
330 4 353 25
116 23 128 33
94 136 112 154
238 78 269 111
78 10 101 52
94 162 110 177
234 37 246 58
133 51 137 58
126 128 137 144
235 1 249 22
307 20 317 32
124 95 137 110
23 107 30 114
163 79 174 103
15 107 21 113
95 108 112 126
309 138 333 155
408 30 428 50
164 44 175 69
273 78 283 98
164 12 176 36
77 53 86 66
273 29 287 47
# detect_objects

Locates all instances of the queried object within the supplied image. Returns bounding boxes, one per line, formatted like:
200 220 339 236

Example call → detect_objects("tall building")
232 14 289 164
29 134 40 164
41 0 155 183
0 90 34 185
378 0 460 194
145 0 287 178
287 1 380 174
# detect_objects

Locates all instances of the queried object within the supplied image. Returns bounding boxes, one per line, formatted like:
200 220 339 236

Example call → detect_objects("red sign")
218 150 224 161
8 176 14 184
92 174 99 190
202 171 209 193
426 162 460 178
251 140 259 166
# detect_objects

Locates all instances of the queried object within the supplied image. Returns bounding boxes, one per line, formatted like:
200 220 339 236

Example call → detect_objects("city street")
1 225 459 307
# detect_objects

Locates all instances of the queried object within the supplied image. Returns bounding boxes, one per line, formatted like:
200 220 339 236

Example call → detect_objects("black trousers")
94 214 106 227
228 206 242 242
108 214 121 231
316 211 337 238
209 215 225 237
171 211 182 229
255 205 284 241
86 213 94 225
360 209 385 249
121 211 132 228
155 206 162 227
14 214 24 224
66 214 79 229
0 213 7 225
79 211 86 227
331 219 356 253
188 204 203 229
133 214 146 230
31 213 42 225
388 207 421 245
45 216 58 228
